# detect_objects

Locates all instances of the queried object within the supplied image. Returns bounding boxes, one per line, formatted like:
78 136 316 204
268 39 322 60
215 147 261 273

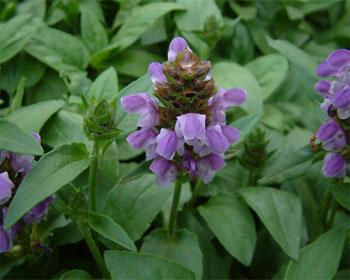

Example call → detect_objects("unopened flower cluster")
122 37 246 186
0 133 54 254
315 49 350 178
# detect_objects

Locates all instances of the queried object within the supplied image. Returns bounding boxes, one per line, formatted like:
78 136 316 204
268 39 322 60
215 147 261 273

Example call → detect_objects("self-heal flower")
314 49 350 179
0 172 14 205
121 37 247 186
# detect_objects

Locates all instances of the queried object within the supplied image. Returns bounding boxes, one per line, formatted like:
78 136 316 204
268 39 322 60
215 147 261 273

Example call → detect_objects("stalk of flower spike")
0 133 54 254
121 37 247 187
314 49 350 179
167 180 182 237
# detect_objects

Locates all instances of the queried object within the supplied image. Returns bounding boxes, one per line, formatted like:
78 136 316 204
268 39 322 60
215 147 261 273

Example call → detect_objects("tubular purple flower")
168 37 190 62
332 88 350 119
315 80 331 96
148 62 167 84
316 119 346 151
23 196 55 224
327 49 350 68
222 126 240 144
150 158 177 187
127 128 157 149
323 153 347 178
156 129 177 160
0 172 14 205
197 154 225 183
175 113 206 142
206 125 229 154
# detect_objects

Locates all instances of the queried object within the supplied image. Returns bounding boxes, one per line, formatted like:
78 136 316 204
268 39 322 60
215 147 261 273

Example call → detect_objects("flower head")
314 49 350 179
121 37 246 186
0 133 54 254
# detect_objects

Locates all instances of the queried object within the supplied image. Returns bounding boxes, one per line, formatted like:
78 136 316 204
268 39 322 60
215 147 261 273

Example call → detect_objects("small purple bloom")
332 88 350 119
121 93 159 128
222 126 240 144
206 125 229 154
0 172 14 205
127 128 157 149
23 196 55 224
148 62 167 84
196 154 225 183
316 61 338 77
327 49 350 68
182 152 197 177
149 158 177 187
156 129 177 160
323 153 347 178
316 119 346 151
32 132 41 143
10 154 33 176
168 37 190 62
175 113 206 142
315 80 331 96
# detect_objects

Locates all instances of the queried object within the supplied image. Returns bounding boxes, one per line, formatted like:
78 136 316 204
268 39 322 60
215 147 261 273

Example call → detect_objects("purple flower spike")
333 88 350 119
323 153 347 178
150 158 177 187
327 49 350 68
206 125 229 154
156 129 177 160
23 196 55 224
148 62 167 84
0 172 14 205
127 128 157 149
175 113 206 142
168 37 190 62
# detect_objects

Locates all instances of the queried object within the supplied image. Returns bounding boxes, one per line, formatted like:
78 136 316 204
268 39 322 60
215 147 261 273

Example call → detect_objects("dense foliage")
0 0 349 279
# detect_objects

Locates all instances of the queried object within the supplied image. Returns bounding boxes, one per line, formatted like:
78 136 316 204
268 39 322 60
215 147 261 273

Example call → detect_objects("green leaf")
91 3 184 67
25 25 89 75
87 212 136 252
116 74 153 134
141 229 203 279
198 193 256 266
284 228 346 279
104 250 195 280
6 100 65 132
174 0 222 31
229 1 257 21
259 145 313 185
86 67 118 102
110 50 163 78
0 15 40 63
5 143 90 228
103 175 172 241
231 113 262 143
81 8 108 54
17 0 46 19
59 269 92 280
240 187 302 260
212 62 263 114
0 119 43 155
331 184 350 211
246 54 288 100
41 109 89 148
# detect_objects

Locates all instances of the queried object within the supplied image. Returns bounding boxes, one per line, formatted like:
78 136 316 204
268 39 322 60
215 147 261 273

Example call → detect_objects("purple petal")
32 132 41 143
156 129 177 160
327 49 350 68
10 154 33 175
316 119 343 142
206 154 225 171
148 62 167 84
168 37 190 62
23 196 55 224
222 126 240 144
315 80 331 95
0 172 14 205
127 128 157 149
206 125 229 154
221 88 247 108
175 113 206 142
316 60 338 77
323 153 347 178
182 152 197 176
150 158 177 187
0 225 13 253
333 88 350 109
137 108 159 128
145 143 157 160
121 93 158 114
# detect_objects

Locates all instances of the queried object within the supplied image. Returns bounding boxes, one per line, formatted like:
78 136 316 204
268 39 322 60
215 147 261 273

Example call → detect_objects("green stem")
326 199 338 230
187 179 202 209
88 141 100 212
321 188 332 226
78 222 109 278
168 180 182 237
